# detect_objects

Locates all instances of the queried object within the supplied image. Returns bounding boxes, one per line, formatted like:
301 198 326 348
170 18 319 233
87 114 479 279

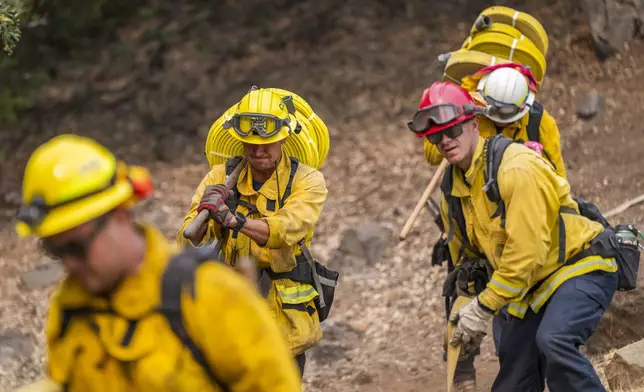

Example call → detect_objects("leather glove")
197 185 231 215
449 297 495 356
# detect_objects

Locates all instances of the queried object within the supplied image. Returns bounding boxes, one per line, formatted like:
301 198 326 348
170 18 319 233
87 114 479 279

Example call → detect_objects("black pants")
493 271 617 392
295 353 306 377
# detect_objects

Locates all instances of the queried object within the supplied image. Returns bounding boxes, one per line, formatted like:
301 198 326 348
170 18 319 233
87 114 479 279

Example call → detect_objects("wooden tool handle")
182 158 248 241
399 159 449 241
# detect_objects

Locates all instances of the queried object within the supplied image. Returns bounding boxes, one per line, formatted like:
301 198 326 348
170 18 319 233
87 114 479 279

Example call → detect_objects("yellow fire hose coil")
470 6 548 57
465 31 547 88
442 49 512 86
462 22 547 61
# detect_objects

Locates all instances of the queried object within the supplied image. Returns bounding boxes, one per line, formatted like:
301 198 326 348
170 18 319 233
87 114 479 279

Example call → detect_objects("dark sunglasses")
426 122 466 145
39 214 110 261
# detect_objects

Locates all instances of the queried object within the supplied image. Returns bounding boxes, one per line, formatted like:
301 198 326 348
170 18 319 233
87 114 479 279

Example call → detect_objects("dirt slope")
2 0 644 391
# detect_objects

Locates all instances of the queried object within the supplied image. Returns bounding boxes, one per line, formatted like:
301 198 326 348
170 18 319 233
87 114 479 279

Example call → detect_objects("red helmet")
408 81 480 138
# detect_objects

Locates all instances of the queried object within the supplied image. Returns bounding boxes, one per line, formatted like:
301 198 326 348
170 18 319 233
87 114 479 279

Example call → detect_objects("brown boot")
453 378 477 392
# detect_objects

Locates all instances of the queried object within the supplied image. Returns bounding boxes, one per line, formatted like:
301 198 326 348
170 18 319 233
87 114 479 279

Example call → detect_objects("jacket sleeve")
478 163 560 312
424 138 444 165
539 110 567 179
176 169 223 247
261 169 327 249
190 264 302 392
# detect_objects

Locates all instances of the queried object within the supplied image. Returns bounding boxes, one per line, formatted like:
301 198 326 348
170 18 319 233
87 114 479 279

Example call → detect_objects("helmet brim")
16 180 133 238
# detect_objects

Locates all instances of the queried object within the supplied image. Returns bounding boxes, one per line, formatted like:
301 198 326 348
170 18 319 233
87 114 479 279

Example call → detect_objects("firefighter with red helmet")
408 81 618 392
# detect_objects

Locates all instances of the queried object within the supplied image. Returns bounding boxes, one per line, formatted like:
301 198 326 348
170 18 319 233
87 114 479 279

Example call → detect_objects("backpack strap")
279 157 299 208
440 165 470 261
526 102 557 171
482 135 514 228
159 247 230 391
526 102 543 144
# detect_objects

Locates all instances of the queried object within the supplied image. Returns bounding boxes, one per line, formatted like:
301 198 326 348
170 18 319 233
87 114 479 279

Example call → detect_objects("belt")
257 254 315 298
527 228 617 297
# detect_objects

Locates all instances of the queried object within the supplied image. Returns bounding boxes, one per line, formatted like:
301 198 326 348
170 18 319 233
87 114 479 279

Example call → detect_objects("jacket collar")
236 146 293 202
479 114 528 139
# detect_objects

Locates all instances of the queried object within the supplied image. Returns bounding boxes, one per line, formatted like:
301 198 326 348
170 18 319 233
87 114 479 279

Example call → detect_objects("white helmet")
476 67 536 124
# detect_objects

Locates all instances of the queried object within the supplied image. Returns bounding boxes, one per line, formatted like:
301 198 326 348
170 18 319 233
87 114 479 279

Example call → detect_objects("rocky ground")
2 0 644 391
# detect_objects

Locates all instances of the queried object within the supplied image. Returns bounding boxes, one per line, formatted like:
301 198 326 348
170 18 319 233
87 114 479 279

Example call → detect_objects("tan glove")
449 297 495 356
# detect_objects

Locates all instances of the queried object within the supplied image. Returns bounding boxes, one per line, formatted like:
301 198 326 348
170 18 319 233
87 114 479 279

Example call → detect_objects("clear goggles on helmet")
407 103 482 134
223 113 292 138
483 94 531 120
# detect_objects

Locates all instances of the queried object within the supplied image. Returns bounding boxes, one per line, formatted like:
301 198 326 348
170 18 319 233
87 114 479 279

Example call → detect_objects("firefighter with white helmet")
424 63 566 178
477 66 537 124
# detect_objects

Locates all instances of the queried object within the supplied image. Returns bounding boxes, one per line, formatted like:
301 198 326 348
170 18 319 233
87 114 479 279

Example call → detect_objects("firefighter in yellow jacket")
177 87 328 375
408 81 618 391
14 134 302 392
423 63 566 178
421 64 566 391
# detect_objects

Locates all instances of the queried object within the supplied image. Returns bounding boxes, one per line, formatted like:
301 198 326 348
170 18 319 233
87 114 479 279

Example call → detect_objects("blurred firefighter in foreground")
14 134 302 392
177 86 338 376
421 63 567 391
408 81 629 392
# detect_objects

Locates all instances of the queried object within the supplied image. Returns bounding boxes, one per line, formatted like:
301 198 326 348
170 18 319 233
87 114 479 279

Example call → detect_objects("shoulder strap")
526 102 558 171
440 165 469 260
279 157 299 208
483 134 514 228
159 247 230 391
526 102 543 143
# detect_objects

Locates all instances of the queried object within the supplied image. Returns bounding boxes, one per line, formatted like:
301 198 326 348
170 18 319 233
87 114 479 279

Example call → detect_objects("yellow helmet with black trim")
15 134 153 238
223 87 299 145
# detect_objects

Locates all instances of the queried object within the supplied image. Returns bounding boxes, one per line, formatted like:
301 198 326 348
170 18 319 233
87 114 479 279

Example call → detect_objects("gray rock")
154 133 190 163
583 0 640 59
310 320 363 364
353 369 374 385
0 331 33 361
21 262 65 290
3 191 21 205
337 221 390 265
604 338 644 390
577 90 604 119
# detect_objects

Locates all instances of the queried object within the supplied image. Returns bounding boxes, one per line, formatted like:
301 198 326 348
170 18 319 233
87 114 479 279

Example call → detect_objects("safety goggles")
425 122 467 145
484 95 531 121
39 214 110 261
223 113 292 138
407 104 482 134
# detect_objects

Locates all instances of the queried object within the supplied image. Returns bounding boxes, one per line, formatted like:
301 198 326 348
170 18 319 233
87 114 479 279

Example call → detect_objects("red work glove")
211 204 238 228
197 185 232 216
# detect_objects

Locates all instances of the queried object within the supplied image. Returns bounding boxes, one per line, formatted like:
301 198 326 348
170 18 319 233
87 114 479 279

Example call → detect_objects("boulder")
604 338 644 391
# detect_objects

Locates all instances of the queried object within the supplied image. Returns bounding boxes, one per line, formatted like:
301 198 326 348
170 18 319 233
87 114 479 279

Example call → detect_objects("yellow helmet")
15 134 153 238
223 87 300 145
